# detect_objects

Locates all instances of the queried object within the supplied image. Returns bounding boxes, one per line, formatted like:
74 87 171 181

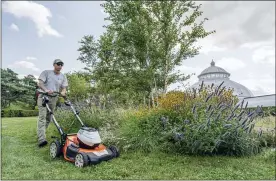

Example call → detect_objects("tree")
1 69 38 109
66 72 90 102
77 0 215 106
103 1 214 100
1 69 29 108
148 1 215 93
20 75 38 109
22 75 37 87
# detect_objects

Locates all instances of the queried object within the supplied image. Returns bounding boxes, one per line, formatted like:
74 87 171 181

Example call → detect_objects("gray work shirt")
38 70 68 92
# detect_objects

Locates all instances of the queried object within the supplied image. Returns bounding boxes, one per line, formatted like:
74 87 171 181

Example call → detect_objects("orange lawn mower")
37 90 120 168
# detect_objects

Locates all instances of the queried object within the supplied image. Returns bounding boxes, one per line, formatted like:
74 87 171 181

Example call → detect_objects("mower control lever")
37 90 68 99
37 90 61 97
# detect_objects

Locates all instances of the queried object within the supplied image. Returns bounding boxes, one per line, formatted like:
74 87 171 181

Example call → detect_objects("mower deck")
62 134 118 166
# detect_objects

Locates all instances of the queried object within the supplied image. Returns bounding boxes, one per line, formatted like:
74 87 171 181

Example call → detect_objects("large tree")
1 69 37 109
20 74 38 109
147 1 215 93
77 0 215 106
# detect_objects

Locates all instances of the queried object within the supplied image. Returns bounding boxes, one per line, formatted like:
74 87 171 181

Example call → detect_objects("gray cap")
53 59 63 64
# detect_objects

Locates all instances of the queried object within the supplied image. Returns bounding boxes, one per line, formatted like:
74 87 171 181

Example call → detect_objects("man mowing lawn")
37 59 68 147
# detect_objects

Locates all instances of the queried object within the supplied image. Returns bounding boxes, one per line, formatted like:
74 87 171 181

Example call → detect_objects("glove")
61 92 66 97
46 90 53 94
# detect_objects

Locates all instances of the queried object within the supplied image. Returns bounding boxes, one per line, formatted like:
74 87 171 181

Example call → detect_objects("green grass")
1 117 275 180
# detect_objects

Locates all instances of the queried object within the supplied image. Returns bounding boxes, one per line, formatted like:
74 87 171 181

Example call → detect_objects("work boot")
38 140 48 147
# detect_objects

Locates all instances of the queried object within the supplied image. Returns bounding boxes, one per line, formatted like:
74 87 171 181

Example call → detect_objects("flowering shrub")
157 91 192 110
119 81 266 156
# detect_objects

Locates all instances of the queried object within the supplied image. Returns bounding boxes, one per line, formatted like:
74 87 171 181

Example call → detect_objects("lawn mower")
37 90 119 167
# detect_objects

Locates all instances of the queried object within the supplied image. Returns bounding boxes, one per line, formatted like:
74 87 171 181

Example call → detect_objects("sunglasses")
56 63 64 66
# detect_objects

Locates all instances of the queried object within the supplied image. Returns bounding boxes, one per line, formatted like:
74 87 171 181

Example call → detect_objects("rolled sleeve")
38 70 47 83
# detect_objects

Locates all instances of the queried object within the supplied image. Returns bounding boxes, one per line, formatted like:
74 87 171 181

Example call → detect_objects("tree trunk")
144 95 146 107
151 90 155 108
154 77 158 107
103 94 106 110
164 57 168 95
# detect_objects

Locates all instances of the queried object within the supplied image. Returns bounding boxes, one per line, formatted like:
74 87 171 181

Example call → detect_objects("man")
37 59 68 147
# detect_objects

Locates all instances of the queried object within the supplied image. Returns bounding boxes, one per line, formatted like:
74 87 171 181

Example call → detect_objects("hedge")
1 109 39 117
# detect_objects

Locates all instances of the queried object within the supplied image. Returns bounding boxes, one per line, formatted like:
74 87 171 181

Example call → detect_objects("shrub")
118 81 266 156
54 101 121 137
21 110 39 117
262 106 276 117
118 109 163 152
261 148 276 162
1 109 38 117
259 130 275 147
158 91 192 110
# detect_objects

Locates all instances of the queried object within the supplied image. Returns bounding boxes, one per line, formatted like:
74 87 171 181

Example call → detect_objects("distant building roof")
190 60 254 99
198 60 230 79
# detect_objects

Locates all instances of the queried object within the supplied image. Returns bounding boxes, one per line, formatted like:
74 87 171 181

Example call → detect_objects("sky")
2 1 275 96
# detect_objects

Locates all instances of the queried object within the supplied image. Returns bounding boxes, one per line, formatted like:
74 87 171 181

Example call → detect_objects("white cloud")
2 1 62 38
238 73 275 95
201 1 275 49
241 40 274 49
216 58 246 71
176 65 203 86
195 36 227 55
9 23 19 31
252 46 275 65
26 56 37 60
8 61 40 72
239 77 275 96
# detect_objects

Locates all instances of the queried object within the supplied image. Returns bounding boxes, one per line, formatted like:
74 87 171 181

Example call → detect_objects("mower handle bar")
37 90 66 98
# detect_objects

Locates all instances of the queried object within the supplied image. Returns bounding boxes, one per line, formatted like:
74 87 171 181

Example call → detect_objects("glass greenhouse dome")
190 60 254 99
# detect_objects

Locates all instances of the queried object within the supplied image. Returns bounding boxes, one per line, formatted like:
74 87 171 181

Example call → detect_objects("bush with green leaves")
259 130 275 148
1 109 38 117
118 81 267 156
261 106 276 117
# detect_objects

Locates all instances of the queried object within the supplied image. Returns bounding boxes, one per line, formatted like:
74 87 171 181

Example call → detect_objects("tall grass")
116 82 273 156
53 82 275 157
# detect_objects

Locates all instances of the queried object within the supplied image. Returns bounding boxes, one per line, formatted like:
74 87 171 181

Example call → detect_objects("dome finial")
211 59 215 66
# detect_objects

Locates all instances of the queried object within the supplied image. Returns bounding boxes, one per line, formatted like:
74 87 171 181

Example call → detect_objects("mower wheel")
109 145 120 158
75 153 89 168
49 140 62 159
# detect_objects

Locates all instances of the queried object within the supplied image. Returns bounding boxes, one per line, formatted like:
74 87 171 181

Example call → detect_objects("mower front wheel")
49 140 62 159
75 153 89 168
109 145 120 158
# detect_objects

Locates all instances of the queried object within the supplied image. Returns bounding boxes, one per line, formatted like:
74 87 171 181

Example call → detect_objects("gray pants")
37 95 58 143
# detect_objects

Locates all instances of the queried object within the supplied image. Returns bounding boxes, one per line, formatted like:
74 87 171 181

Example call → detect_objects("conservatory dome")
190 60 254 99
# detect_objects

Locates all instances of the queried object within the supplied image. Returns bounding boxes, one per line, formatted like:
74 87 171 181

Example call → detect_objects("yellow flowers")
158 91 187 110
131 87 238 119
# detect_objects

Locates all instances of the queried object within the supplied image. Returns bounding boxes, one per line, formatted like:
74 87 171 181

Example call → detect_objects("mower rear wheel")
109 145 120 158
49 140 62 159
75 153 89 168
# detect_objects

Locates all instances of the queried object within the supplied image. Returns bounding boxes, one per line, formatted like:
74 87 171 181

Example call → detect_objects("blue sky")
2 1 107 75
2 1 275 96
